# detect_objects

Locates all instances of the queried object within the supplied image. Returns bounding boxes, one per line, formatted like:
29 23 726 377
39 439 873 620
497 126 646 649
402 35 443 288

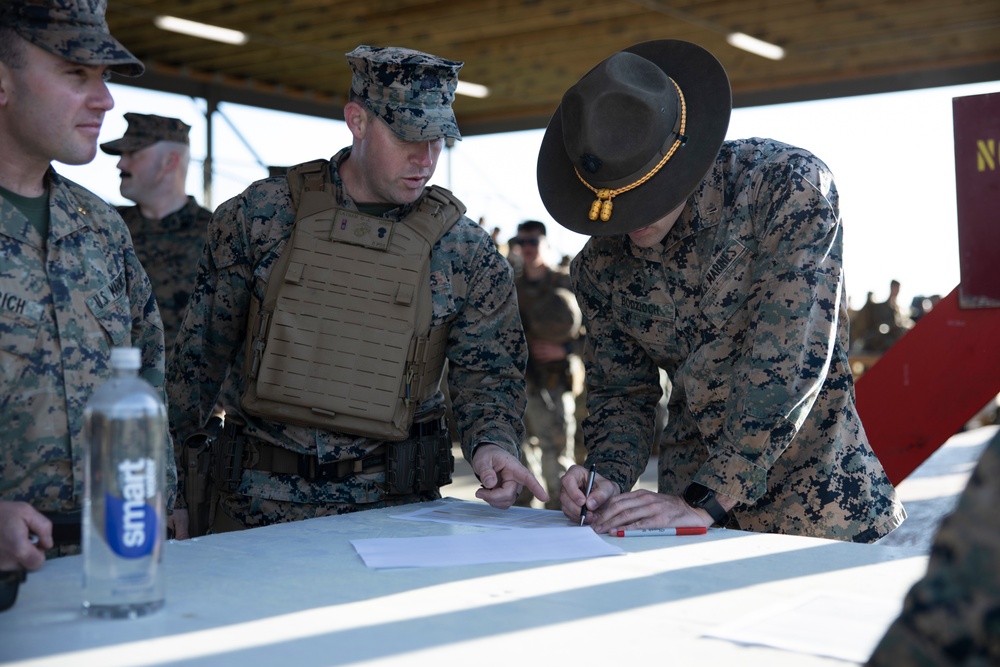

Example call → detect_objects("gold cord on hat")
574 77 687 222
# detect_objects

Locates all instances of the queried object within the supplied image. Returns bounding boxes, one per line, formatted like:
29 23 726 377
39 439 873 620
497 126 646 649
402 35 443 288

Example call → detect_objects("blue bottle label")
105 458 158 558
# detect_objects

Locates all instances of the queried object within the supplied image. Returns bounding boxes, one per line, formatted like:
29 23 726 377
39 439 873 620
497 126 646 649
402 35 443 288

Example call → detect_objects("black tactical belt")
409 416 446 438
243 417 445 483
43 511 82 547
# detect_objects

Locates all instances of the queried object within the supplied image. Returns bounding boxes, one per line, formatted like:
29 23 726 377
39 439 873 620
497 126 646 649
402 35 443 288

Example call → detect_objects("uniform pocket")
0 303 42 385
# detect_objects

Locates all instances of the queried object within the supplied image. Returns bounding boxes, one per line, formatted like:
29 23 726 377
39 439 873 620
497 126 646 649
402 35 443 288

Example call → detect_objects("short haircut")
517 219 547 236
0 28 26 69
348 90 375 118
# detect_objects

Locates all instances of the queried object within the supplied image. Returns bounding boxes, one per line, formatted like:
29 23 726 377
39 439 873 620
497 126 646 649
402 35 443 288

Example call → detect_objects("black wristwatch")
683 482 729 526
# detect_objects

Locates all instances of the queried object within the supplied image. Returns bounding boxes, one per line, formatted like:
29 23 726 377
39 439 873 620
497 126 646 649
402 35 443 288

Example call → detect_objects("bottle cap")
109 347 141 370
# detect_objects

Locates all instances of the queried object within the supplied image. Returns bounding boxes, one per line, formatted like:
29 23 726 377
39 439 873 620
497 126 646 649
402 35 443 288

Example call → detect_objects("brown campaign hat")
346 45 463 142
1 0 143 77
100 113 191 155
536 40 731 236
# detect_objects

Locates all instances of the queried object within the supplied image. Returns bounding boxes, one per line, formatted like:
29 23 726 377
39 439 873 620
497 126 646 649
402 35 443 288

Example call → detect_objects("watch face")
684 483 710 507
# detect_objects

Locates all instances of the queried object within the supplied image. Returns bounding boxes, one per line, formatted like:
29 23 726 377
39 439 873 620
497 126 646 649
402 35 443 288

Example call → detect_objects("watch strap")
698 491 729 526
685 483 729 526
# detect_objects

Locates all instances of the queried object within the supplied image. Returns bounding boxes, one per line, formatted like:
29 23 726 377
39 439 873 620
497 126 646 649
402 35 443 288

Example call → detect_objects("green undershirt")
356 202 396 217
0 182 50 242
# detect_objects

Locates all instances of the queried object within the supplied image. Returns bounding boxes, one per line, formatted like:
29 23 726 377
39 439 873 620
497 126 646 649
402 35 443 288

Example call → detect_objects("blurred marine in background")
511 219 583 509
101 112 213 351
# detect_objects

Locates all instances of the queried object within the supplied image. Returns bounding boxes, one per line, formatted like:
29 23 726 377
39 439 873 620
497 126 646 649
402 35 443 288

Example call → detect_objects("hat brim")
372 104 462 143
537 40 731 236
100 136 154 156
22 25 144 77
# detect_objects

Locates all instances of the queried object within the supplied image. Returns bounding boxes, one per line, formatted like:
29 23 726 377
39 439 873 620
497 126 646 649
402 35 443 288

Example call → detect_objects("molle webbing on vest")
240 159 464 440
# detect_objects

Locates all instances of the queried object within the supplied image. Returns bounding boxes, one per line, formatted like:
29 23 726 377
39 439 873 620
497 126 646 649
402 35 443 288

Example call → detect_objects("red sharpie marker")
613 527 707 537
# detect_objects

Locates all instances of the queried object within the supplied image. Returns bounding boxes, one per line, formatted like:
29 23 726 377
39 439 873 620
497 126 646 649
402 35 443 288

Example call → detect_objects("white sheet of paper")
351 526 624 569
705 590 903 663
391 499 573 529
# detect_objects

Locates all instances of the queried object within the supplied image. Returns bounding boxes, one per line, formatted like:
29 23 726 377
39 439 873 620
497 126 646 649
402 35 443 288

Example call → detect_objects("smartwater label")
105 458 158 558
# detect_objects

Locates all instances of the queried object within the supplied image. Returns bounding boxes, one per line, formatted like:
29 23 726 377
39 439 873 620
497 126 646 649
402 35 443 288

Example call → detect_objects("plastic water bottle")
82 347 167 618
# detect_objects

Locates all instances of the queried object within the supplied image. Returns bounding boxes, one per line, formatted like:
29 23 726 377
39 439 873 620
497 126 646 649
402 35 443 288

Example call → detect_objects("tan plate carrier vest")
240 159 465 441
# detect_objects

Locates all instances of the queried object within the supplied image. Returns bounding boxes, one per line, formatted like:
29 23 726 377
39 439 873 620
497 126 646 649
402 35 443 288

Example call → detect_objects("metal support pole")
203 98 217 209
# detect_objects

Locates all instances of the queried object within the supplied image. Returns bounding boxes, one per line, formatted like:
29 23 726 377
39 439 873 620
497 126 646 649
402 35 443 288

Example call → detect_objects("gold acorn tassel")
589 189 613 221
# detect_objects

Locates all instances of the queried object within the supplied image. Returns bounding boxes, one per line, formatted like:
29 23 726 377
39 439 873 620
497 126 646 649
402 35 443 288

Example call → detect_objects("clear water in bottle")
82 347 167 618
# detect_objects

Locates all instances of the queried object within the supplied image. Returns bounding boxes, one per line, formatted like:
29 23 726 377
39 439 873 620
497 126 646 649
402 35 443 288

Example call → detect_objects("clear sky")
58 78 1000 316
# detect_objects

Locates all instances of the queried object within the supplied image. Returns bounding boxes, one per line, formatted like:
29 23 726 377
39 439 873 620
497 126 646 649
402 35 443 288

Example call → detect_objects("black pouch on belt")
385 418 453 495
44 510 82 547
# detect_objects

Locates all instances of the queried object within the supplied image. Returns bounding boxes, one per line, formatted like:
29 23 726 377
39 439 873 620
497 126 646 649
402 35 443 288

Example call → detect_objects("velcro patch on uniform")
704 240 747 286
619 294 669 318
0 290 43 324
328 209 393 250
86 270 127 314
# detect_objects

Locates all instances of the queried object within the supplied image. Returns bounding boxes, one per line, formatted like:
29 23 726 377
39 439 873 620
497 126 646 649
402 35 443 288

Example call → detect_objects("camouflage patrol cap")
0 0 143 77
346 45 463 142
100 113 191 155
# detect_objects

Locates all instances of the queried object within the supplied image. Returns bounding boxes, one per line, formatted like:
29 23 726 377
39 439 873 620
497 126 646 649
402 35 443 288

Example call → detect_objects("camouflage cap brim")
22 24 144 76
365 99 462 143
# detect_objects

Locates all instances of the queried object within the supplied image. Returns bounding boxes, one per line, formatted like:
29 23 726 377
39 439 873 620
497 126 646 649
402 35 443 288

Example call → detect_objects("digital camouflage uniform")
117 197 212 349
0 171 176 517
572 138 905 543
516 266 581 507
167 148 526 527
867 427 1000 666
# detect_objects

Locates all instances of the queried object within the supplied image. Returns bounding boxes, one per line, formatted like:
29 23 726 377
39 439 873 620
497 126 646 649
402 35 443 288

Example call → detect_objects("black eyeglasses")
512 237 541 246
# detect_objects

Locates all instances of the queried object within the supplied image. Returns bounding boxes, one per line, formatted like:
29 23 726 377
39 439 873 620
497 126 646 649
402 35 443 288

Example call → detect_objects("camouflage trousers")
211 488 442 533
521 383 577 510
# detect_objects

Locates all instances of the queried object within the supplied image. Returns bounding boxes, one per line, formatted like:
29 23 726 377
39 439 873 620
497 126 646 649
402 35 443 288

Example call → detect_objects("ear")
0 63 10 107
163 150 181 172
343 101 369 140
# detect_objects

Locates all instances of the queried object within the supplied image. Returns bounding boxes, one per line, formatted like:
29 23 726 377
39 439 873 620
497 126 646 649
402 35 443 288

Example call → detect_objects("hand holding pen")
579 464 597 526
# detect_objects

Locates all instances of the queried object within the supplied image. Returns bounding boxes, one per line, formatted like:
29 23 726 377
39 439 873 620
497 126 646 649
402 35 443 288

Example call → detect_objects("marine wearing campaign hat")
346 45 463 142
0 0 143 76
101 113 191 155
534 39 905 543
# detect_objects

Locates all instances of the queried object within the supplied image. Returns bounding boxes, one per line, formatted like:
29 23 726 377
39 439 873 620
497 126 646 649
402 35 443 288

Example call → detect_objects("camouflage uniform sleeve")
166 190 257 501
866 430 1000 666
571 241 662 494
698 147 846 503
446 226 527 463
